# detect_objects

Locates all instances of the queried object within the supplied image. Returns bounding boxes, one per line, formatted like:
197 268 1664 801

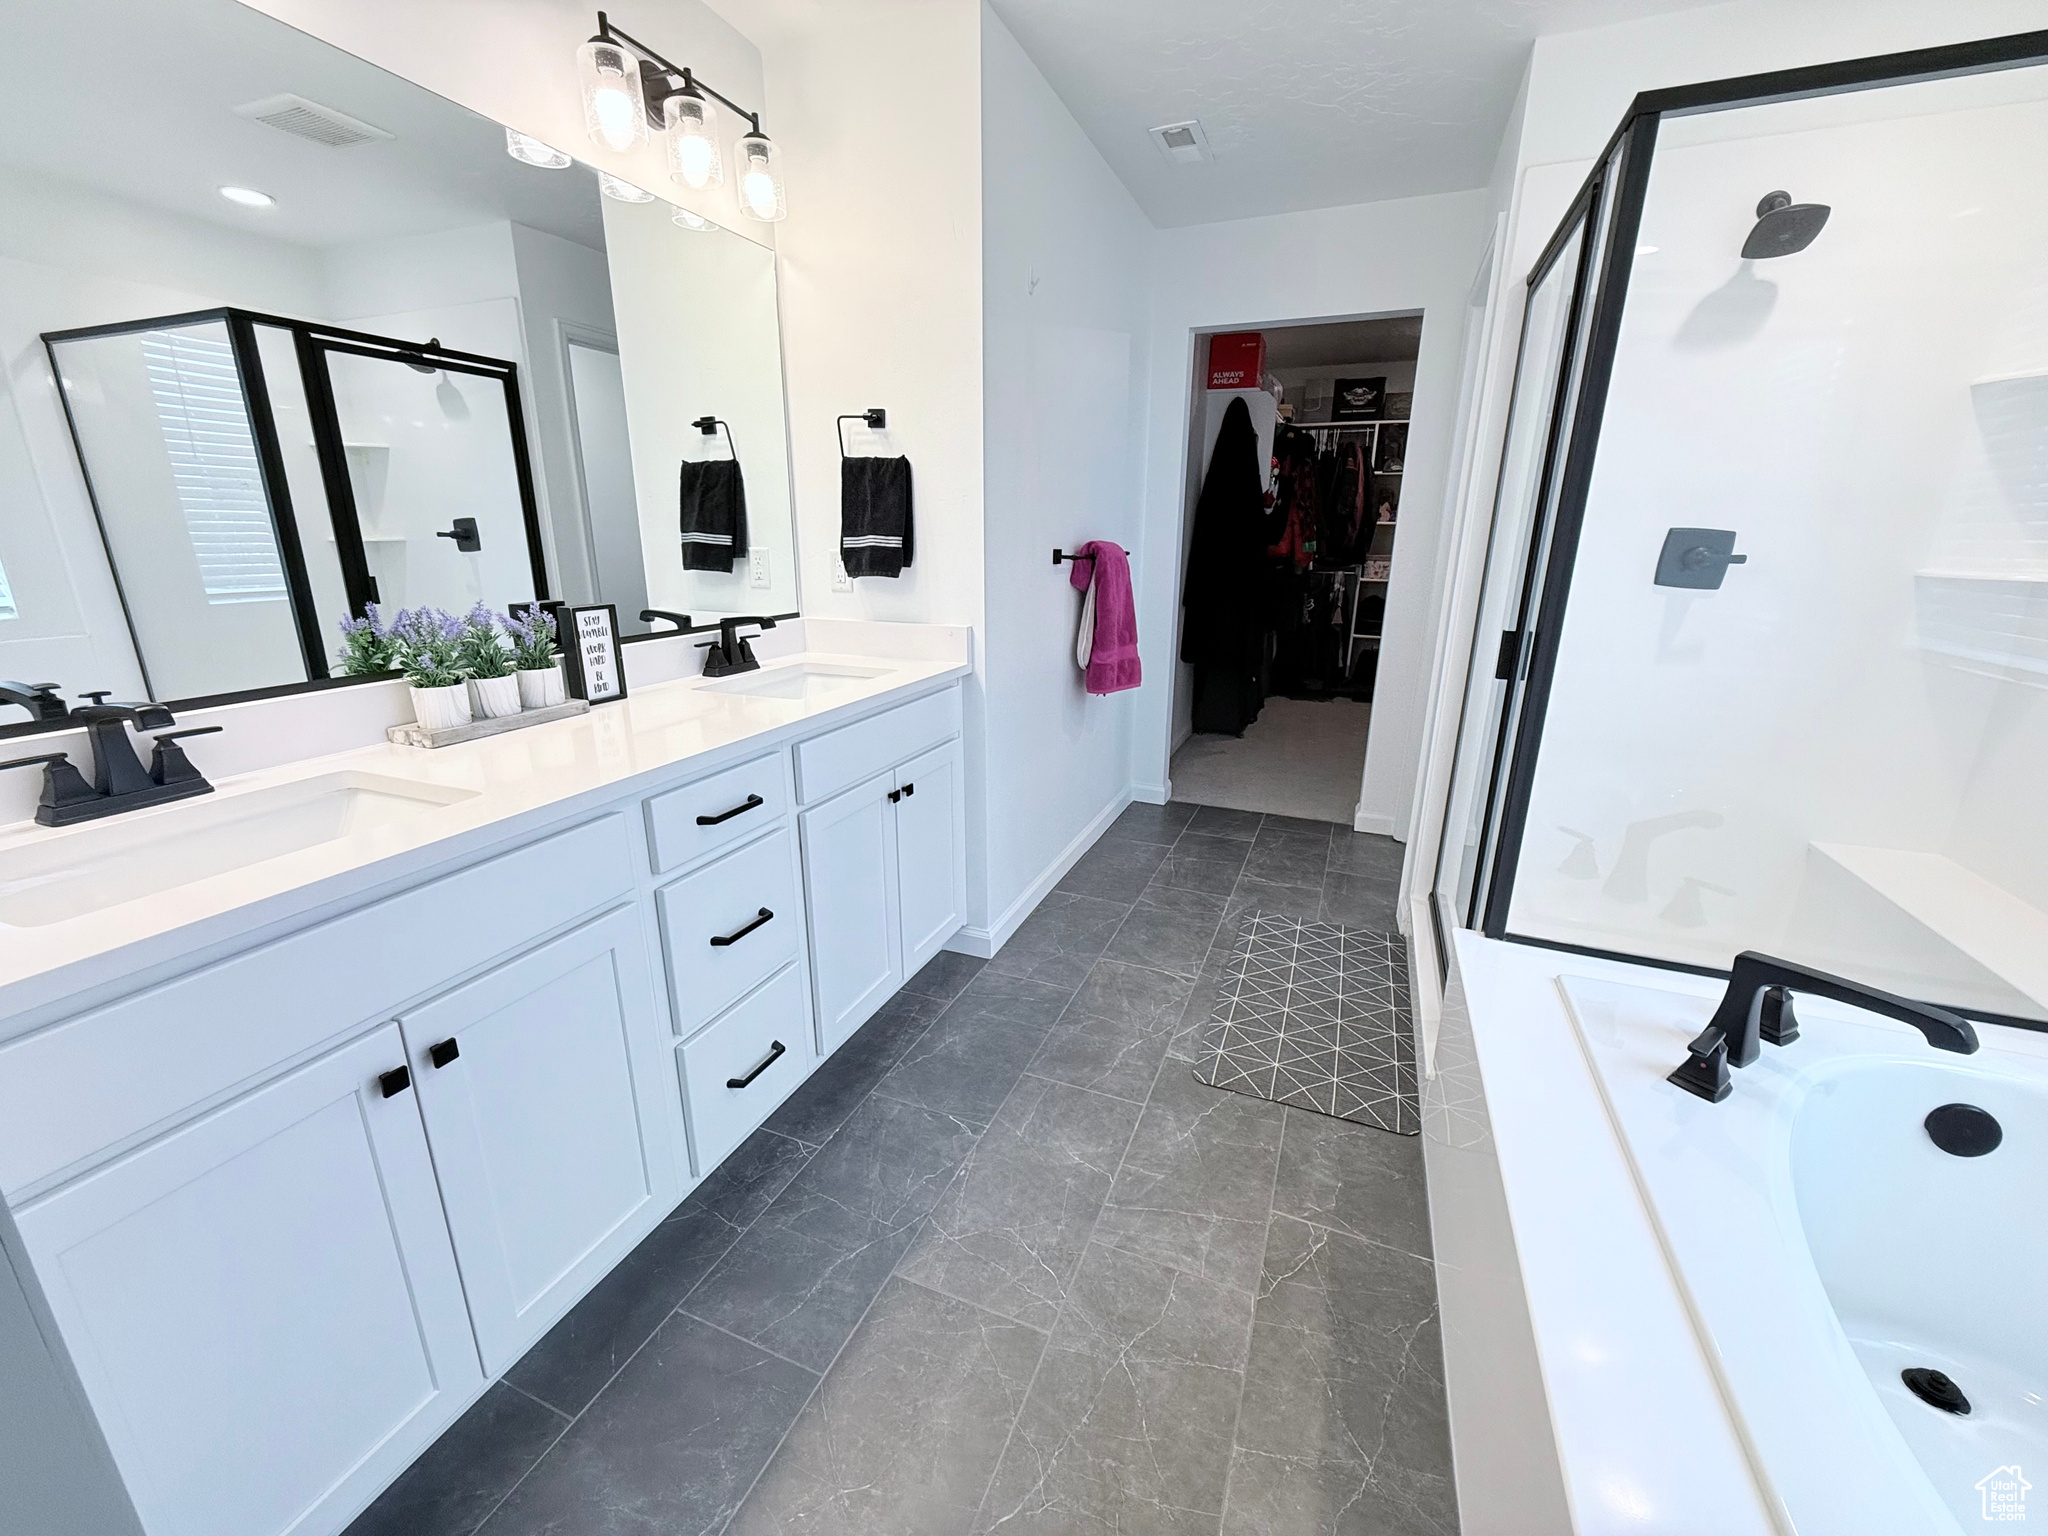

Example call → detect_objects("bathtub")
1562 974 2047 1533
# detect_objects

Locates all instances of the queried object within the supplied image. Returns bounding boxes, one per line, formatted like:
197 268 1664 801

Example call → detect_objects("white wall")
1134 189 1495 836
976 5 1153 942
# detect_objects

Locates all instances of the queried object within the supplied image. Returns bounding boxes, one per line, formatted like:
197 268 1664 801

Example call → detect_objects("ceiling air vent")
232 94 393 148
1150 119 1212 165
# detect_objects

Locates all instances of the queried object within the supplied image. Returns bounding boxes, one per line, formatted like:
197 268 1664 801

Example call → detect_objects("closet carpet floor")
1170 696 1374 826
344 805 1455 1536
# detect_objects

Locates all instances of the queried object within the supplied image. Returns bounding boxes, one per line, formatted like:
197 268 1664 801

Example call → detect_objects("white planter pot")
517 663 566 710
470 674 523 719
409 682 472 732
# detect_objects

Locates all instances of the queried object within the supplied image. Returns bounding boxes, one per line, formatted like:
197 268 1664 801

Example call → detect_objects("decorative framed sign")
562 603 627 703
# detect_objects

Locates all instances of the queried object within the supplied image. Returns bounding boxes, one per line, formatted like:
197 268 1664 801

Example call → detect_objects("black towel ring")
691 415 738 462
836 407 888 458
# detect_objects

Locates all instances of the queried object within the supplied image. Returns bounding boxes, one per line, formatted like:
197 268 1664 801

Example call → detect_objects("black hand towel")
840 456 914 578
679 457 748 573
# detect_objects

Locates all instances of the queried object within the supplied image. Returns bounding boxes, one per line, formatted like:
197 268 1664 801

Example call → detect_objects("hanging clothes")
1182 397 1269 735
1266 424 1318 572
1317 438 1369 565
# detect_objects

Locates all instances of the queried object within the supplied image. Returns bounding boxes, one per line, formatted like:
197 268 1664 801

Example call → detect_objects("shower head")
402 337 443 374
1741 191 1830 259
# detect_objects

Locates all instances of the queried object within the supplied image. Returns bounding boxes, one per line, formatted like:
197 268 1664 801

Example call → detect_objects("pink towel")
1070 541 1141 695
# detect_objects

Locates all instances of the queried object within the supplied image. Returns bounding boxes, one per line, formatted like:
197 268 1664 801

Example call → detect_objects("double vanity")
0 621 970 1536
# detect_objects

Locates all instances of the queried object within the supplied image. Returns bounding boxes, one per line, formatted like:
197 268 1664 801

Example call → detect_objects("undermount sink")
0 771 478 927
699 661 891 702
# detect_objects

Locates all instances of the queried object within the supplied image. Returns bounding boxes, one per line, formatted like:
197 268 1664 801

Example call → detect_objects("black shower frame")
39 306 550 702
1446 27 2048 1022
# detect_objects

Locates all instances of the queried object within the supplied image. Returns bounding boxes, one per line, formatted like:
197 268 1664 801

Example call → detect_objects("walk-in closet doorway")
1169 313 1425 825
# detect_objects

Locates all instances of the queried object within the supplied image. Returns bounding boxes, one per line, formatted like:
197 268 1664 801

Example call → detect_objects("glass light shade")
599 172 655 203
736 133 786 223
663 91 723 189
672 205 716 232
504 128 571 169
578 38 646 153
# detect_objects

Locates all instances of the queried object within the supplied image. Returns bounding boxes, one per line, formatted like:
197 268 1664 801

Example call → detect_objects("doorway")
1171 314 1423 824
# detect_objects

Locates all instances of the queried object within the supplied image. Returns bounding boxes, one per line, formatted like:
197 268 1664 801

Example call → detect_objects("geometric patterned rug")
1191 913 1419 1135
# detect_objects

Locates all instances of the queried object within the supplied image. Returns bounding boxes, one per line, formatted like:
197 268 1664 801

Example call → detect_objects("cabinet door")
402 905 678 1374
800 770 904 1055
14 1025 479 1536
893 741 968 978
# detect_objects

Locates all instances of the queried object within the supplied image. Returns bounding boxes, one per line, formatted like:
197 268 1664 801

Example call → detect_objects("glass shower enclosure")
1435 29 2048 1028
44 309 549 703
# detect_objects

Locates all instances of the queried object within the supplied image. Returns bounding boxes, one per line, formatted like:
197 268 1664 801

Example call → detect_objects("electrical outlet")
749 548 770 589
832 558 853 593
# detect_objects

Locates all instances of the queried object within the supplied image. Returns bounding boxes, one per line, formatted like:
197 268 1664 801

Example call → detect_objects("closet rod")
1287 420 1409 431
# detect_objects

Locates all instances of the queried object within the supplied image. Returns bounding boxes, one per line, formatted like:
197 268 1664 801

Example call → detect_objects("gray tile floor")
346 804 1455 1536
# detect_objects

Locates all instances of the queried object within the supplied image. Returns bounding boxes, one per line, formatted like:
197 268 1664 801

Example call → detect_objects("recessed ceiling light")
219 185 275 208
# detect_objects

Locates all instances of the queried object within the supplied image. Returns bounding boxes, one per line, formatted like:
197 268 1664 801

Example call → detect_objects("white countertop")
0 635 968 1022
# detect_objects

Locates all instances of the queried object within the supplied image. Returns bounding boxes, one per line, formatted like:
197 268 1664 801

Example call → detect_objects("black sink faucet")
0 696 219 827
71 693 176 797
1670 950 1979 1102
698 616 778 678
0 681 68 723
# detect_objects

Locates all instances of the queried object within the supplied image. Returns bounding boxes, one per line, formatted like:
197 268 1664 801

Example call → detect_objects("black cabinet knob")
378 1065 412 1098
887 788 902 804
429 1038 461 1069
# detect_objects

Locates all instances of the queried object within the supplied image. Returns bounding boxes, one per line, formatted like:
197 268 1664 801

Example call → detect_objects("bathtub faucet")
1668 951 1979 1102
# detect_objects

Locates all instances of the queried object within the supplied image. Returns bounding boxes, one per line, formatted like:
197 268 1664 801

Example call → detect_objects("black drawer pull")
378 1065 411 1098
710 907 774 947
727 1040 787 1089
429 1038 461 1069
887 788 901 803
902 782 915 797
696 794 765 827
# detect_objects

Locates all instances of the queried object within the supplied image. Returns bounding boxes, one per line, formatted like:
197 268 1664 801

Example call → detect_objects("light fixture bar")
593 10 765 136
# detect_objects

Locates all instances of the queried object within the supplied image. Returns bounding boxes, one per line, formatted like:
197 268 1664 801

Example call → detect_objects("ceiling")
0 0 606 253
1258 316 1423 369
987 0 1723 228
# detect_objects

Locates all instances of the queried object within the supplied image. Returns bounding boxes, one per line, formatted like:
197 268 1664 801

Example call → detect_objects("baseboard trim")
1353 810 1401 836
946 788 1134 960
1130 781 1170 805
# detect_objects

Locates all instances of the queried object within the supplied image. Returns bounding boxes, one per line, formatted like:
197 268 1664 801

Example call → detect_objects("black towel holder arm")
690 415 738 463
837 408 888 458
1053 546 1127 566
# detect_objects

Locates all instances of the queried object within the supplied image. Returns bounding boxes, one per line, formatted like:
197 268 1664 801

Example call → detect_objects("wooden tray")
387 698 590 749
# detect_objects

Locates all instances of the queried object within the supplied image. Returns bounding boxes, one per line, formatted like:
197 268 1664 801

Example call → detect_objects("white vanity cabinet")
12 1024 481 1536
797 691 968 1053
399 905 675 1374
0 669 971 1536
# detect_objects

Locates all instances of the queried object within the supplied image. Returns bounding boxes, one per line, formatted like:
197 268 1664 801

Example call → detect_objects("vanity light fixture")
578 34 647 152
664 83 722 189
505 128 571 168
736 132 786 223
580 11 786 220
671 205 716 232
598 172 654 203
218 185 276 208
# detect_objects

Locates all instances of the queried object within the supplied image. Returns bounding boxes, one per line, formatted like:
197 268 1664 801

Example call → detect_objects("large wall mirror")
0 0 799 732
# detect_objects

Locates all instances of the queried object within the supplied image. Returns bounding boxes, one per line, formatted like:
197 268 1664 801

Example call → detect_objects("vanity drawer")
644 752 789 875
677 964 812 1174
0 814 636 1199
794 688 961 805
656 828 801 1037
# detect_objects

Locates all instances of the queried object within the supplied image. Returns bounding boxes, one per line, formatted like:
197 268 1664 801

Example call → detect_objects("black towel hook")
691 415 738 462
1054 545 1126 566
837 407 887 458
